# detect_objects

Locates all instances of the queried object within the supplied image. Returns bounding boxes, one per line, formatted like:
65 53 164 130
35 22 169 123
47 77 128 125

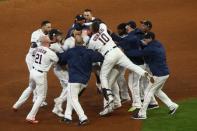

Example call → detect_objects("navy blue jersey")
111 31 144 65
134 28 145 40
57 46 104 84
125 40 169 76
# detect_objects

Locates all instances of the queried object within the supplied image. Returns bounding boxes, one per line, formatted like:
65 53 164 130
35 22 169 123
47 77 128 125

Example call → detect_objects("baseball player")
51 26 90 117
13 36 58 123
136 20 159 109
48 29 68 117
58 35 104 125
83 9 96 25
26 21 52 107
115 23 131 103
125 32 179 119
88 21 154 116
66 14 86 39
117 21 146 112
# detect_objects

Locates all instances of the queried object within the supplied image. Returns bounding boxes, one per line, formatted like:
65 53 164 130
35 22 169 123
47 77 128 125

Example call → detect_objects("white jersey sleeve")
49 43 64 53
49 50 59 63
62 37 75 51
99 23 107 32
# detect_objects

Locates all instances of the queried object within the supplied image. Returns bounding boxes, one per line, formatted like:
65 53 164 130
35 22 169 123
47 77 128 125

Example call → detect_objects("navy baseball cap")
75 14 85 21
144 32 155 40
126 21 136 29
140 20 152 29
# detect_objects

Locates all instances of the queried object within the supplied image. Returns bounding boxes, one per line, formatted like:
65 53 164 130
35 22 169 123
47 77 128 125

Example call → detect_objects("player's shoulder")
64 36 75 44
32 29 42 35
99 23 107 31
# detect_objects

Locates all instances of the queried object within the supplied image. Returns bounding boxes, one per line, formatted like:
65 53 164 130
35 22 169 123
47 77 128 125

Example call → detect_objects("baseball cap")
140 20 152 29
49 29 62 40
75 14 85 21
144 32 155 40
49 29 62 36
126 21 136 29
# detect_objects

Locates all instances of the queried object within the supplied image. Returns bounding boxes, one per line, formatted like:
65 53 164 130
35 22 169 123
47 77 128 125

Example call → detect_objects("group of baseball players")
12 9 179 126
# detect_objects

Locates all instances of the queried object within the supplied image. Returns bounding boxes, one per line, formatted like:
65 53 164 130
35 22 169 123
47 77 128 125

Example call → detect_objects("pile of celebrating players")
12 9 179 125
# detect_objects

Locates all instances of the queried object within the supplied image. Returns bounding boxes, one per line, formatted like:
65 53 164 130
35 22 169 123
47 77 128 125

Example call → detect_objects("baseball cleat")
99 107 113 116
26 118 39 124
131 113 147 120
169 104 179 115
78 119 89 126
52 108 64 117
148 104 159 110
61 118 72 124
128 107 140 112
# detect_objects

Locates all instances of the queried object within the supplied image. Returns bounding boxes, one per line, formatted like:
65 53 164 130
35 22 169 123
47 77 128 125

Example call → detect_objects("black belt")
104 46 117 56
33 67 43 73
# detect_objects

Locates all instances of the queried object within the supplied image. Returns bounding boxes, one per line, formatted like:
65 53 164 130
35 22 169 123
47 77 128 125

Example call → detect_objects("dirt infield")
0 0 197 131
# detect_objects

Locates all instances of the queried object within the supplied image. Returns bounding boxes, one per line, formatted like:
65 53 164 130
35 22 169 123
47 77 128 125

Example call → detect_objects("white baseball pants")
64 83 87 121
139 75 177 117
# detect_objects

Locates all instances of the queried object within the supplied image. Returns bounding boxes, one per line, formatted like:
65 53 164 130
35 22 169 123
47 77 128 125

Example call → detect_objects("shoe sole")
148 106 159 110
131 116 147 120
26 119 39 124
169 105 179 115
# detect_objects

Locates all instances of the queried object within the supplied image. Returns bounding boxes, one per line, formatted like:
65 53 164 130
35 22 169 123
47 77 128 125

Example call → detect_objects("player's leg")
128 72 142 112
142 64 159 108
13 77 35 110
26 72 47 122
100 57 116 103
68 83 88 122
52 68 68 116
154 76 178 113
112 81 121 109
117 52 146 77
136 76 168 119
64 85 73 121
117 67 130 102
100 68 120 116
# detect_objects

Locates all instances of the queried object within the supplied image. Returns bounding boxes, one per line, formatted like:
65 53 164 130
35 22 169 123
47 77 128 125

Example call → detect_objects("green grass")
142 99 197 131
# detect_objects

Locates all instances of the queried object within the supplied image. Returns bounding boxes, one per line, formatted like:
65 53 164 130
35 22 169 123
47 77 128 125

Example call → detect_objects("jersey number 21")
35 54 42 64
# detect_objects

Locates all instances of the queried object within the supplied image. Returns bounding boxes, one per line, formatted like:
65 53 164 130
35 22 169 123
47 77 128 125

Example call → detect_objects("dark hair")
84 9 92 12
117 23 126 30
144 32 155 40
75 24 83 31
91 21 100 33
48 29 62 40
41 20 51 27
117 23 127 35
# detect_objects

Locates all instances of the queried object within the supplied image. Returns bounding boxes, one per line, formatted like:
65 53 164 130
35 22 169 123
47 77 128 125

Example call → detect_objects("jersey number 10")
35 54 42 64
98 33 110 45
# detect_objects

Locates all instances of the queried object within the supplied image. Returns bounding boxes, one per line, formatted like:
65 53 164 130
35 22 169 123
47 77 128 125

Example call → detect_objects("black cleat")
78 119 89 126
60 118 72 124
147 104 159 110
168 104 179 115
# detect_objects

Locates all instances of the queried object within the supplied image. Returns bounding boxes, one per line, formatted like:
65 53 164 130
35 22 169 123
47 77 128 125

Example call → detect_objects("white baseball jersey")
28 29 46 55
50 42 64 53
62 36 75 51
88 23 117 55
33 46 58 72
